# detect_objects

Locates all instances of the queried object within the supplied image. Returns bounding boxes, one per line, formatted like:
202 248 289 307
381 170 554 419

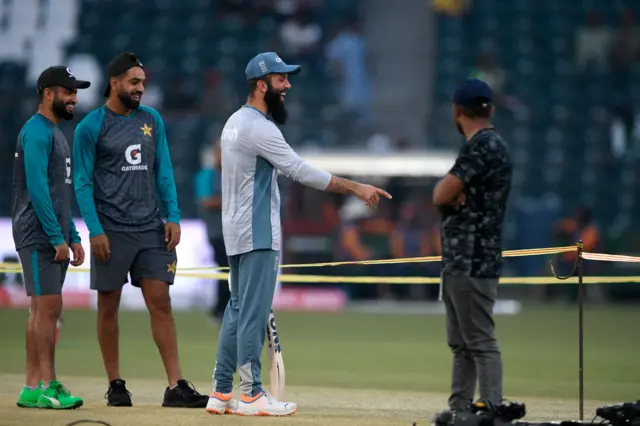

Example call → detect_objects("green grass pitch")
0 304 638 425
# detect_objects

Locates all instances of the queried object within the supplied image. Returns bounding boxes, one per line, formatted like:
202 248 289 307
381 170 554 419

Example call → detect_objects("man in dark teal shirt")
12 66 90 410
194 140 229 323
72 52 207 408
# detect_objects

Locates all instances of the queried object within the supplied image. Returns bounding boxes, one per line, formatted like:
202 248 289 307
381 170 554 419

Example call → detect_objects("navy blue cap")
245 52 301 81
453 78 493 108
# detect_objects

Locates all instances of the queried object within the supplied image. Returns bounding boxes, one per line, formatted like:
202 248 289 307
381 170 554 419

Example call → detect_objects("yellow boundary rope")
0 244 639 283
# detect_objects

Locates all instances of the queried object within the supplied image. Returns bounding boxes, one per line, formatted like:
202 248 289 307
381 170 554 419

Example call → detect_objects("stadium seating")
432 0 640 234
0 0 361 218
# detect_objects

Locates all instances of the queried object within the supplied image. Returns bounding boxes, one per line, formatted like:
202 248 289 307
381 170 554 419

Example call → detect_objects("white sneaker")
236 390 297 416
205 392 238 414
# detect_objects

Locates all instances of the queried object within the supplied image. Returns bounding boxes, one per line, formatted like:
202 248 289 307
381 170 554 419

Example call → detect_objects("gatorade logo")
122 144 148 172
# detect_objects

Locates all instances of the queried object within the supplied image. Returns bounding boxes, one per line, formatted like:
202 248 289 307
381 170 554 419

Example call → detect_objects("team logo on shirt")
122 144 148 172
141 123 152 137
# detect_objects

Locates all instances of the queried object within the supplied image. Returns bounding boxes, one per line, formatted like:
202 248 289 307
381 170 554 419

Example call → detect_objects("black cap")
37 66 91 94
103 52 144 97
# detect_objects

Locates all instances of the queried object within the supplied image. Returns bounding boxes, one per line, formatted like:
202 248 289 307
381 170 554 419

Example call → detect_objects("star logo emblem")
167 261 177 274
141 123 152 137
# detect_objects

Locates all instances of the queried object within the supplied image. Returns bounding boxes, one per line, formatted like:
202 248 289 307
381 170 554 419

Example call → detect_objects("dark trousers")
210 237 231 318
442 273 503 410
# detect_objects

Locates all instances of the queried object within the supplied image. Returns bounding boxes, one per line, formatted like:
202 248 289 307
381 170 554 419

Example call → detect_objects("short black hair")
247 76 270 96
38 85 56 101
247 78 259 95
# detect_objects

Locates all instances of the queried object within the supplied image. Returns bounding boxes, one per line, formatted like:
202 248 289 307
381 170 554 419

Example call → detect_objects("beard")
52 96 74 121
118 87 142 110
264 84 288 125
455 120 463 135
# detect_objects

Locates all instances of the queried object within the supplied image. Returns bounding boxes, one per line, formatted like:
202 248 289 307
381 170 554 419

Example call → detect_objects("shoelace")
178 380 201 395
104 383 131 400
51 382 72 397
261 389 276 404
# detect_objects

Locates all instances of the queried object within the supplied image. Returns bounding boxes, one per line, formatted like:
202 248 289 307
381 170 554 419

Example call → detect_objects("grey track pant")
442 273 503 410
212 249 280 397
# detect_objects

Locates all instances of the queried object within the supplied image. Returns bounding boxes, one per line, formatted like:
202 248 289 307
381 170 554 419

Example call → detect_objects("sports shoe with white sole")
206 392 238 414
236 390 297 416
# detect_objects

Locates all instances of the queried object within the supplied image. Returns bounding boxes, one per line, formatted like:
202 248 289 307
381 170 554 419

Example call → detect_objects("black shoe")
162 379 208 408
105 379 133 407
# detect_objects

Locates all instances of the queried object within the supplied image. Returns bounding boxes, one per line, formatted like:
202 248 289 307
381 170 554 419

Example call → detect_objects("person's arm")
247 122 388 202
390 229 405 258
195 168 221 210
341 226 370 260
433 142 486 207
247 122 334 191
69 217 81 244
22 131 65 247
73 119 104 238
152 110 181 224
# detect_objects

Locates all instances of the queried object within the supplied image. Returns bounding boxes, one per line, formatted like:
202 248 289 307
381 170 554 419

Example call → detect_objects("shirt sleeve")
73 118 105 238
152 111 181 224
449 141 487 185
69 217 81 244
246 121 332 191
21 130 65 247
194 169 213 201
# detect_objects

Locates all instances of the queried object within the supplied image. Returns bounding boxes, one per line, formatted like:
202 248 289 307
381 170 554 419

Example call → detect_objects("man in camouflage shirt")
432 78 513 412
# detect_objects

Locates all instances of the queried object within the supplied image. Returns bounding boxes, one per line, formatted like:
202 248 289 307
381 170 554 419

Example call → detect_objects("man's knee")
98 290 122 319
140 280 172 316
465 334 500 354
449 342 472 357
34 294 63 320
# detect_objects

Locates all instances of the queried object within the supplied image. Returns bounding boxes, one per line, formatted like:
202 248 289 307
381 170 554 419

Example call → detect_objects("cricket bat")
265 309 285 400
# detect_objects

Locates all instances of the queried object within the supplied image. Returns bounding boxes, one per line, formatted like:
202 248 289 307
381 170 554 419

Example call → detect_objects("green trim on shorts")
31 250 41 296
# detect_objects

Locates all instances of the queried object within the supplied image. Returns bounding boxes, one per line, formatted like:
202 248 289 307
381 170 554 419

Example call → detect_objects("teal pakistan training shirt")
72 105 180 238
11 113 81 250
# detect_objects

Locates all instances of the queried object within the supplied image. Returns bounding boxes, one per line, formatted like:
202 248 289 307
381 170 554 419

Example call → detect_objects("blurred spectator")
326 18 373 128
608 11 640 158
609 104 636 159
432 0 471 16
194 140 230 324
336 196 396 300
390 199 441 300
608 10 640 96
271 0 324 17
279 7 323 61
551 206 603 302
575 11 611 72
469 52 525 117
